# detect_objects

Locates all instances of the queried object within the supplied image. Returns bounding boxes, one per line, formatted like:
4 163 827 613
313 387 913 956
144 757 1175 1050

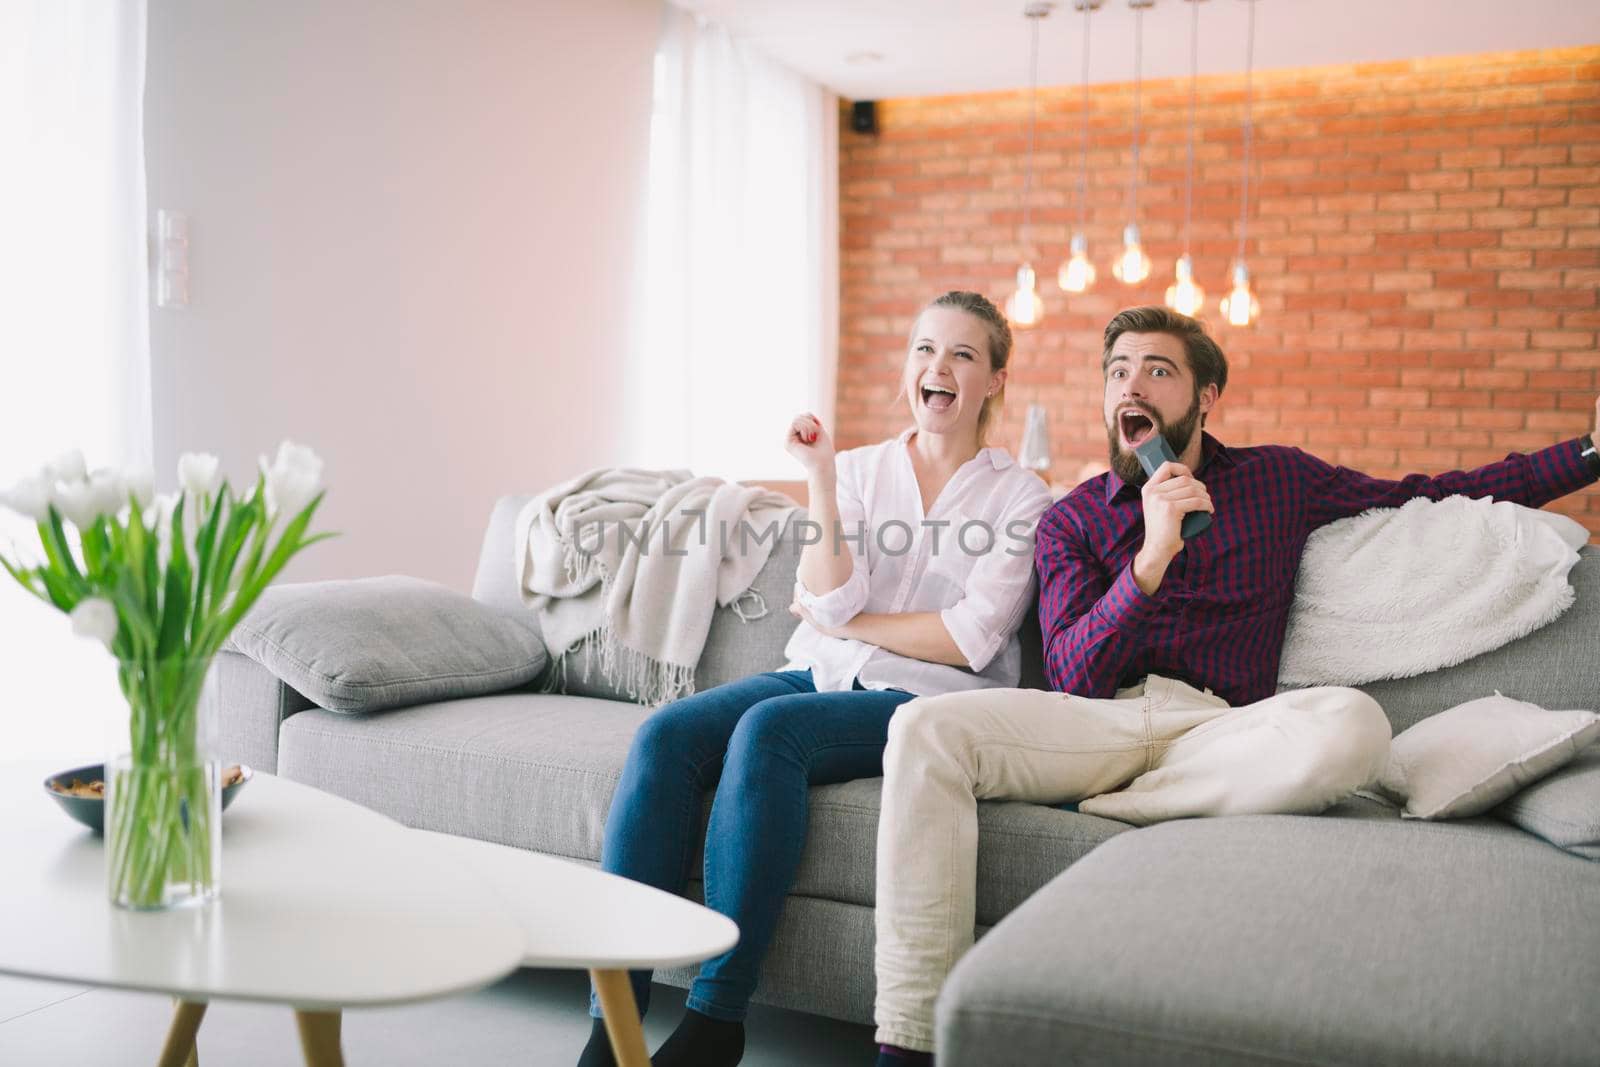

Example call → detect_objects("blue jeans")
588 669 915 1022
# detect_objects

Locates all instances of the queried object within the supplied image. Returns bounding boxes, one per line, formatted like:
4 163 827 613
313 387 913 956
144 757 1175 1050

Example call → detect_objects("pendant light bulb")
1164 254 1205 317
1058 232 1097 294
1058 0 1096 297
1112 224 1151 285
1006 263 1044 329
1228 0 1264 325
1220 261 1260 327
1009 5 1047 329
1168 0 1204 320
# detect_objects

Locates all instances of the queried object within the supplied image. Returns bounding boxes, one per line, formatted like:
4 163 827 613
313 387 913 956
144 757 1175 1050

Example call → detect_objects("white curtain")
0 1 152 761
625 6 839 480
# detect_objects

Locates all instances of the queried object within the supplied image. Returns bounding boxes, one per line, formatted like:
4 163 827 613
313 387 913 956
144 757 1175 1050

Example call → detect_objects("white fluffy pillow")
1378 693 1600 820
1279 497 1586 687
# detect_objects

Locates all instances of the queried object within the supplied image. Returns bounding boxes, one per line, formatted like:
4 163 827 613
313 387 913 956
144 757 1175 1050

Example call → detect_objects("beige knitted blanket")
515 468 798 704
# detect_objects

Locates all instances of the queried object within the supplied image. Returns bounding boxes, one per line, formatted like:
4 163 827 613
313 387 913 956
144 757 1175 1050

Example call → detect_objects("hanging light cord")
1021 14 1040 261
1127 5 1143 222
1237 0 1255 264
1184 0 1198 255
1078 5 1091 232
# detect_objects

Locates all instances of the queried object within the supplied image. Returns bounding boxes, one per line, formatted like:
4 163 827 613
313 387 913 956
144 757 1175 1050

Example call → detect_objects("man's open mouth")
921 384 957 413
1119 408 1157 447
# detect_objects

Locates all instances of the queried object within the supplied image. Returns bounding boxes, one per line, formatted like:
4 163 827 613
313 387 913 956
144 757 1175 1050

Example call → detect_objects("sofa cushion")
937 807 1600 1067
229 576 547 713
1495 741 1600 860
276 692 1128 924
1377 693 1600 819
279 693 638 861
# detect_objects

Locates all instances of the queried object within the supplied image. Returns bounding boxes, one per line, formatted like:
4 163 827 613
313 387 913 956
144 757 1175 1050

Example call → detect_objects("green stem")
107 657 220 909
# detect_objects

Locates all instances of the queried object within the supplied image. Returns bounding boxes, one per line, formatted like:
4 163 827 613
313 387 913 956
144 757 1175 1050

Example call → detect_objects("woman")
578 291 1053 1067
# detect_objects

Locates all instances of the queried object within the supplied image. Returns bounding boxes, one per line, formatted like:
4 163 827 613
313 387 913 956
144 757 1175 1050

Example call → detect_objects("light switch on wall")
155 209 189 309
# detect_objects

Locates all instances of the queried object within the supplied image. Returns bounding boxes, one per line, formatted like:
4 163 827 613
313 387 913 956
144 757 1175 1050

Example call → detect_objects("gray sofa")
215 495 1600 1066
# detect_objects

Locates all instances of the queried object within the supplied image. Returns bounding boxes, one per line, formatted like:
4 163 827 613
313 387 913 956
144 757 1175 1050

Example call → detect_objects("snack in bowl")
44 763 253 834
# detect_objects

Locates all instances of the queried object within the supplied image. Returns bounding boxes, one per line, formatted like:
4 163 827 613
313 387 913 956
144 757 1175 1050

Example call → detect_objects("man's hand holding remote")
1133 461 1214 596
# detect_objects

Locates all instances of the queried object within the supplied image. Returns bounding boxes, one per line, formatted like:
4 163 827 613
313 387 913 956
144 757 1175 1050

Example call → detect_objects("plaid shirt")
1036 433 1595 706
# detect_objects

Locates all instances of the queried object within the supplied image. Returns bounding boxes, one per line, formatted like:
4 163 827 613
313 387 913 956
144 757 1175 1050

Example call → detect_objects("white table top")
1 764 524 1011
414 830 739 971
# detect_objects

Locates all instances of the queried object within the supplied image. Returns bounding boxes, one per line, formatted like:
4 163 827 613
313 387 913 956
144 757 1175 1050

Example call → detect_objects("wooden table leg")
589 969 650 1067
157 1000 206 1067
294 1010 344 1067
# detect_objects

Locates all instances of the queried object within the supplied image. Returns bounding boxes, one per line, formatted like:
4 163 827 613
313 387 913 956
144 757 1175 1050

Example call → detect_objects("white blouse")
783 428 1053 696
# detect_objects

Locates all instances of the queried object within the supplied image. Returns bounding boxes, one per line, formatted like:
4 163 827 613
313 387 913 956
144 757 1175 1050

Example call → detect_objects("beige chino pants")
871 676 1391 1051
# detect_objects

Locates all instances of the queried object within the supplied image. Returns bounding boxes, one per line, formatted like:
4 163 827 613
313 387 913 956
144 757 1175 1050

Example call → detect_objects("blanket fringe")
561 539 603 590
730 587 768 623
596 626 697 705
539 519 770 706
544 624 696 706
540 627 603 694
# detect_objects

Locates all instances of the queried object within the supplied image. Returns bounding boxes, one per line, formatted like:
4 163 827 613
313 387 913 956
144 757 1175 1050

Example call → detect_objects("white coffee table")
2 765 737 1067
1 764 524 1065
414 830 739 1067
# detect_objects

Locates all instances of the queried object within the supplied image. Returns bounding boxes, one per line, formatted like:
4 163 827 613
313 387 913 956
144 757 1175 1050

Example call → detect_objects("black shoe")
577 1017 618 1067
651 1008 745 1067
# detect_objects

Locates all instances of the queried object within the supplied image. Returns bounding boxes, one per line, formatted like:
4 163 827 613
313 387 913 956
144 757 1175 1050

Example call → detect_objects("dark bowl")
43 763 253 834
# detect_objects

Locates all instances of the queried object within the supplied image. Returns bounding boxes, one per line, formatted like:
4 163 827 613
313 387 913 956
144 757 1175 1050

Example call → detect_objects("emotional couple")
577 291 1600 1067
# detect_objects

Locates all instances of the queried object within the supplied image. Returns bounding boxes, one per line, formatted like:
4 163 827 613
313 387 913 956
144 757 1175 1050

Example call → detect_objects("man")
871 305 1600 1065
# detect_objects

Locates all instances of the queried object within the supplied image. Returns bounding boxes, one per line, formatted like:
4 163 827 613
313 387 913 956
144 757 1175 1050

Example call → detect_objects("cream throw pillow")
1378 693 1600 820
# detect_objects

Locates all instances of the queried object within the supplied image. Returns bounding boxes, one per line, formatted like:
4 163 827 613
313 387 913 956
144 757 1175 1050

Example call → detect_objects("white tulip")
177 452 221 498
43 449 87 485
147 491 179 547
148 491 178 528
124 469 155 511
70 597 119 650
52 479 103 529
259 440 324 519
87 468 129 520
0 474 52 523
144 495 179 566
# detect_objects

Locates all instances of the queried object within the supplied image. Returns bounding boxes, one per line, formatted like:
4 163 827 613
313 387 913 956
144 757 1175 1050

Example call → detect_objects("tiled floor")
0 968 873 1065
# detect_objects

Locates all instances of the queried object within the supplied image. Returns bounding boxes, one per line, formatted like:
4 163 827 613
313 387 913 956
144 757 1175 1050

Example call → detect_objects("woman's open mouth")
1119 408 1157 447
921 384 957 413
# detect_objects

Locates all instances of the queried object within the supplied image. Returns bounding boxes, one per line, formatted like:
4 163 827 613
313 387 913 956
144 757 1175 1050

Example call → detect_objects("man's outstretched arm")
1305 395 1600 529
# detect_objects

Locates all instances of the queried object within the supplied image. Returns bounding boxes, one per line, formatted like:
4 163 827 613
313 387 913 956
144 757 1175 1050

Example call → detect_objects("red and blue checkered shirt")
1036 433 1596 706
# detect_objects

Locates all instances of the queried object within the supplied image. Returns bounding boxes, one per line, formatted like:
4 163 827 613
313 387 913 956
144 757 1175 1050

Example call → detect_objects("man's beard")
1106 394 1203 488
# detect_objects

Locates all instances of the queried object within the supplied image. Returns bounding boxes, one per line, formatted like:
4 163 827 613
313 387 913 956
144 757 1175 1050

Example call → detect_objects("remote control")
1133 434 1213 539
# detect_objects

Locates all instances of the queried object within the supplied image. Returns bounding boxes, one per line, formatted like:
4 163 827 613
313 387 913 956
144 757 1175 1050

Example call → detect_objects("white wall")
144 0 661 589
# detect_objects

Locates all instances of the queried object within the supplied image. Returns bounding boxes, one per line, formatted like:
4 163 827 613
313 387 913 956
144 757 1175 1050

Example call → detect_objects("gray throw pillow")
1494 742 1600 861
227 576 548 713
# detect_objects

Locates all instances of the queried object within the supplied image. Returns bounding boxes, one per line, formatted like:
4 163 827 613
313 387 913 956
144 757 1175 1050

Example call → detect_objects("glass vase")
105 657 221 910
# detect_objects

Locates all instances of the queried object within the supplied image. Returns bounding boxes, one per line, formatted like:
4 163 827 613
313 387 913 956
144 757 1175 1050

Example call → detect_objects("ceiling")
674 0 1600 101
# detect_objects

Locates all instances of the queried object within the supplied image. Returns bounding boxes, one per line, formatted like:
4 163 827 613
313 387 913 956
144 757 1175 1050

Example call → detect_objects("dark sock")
876 1042 934 1067
577 1017 618 1067
651 1008 745 1067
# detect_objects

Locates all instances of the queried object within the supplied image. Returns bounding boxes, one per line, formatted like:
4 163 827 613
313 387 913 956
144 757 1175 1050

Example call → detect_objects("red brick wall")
838 47 1600 538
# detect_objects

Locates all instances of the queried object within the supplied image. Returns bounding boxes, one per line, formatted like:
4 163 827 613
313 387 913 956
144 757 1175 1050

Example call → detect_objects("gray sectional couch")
215 495 1600 1066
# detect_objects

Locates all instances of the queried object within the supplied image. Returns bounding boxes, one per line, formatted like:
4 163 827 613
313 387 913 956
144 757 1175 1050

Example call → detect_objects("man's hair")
1101 306 1229 398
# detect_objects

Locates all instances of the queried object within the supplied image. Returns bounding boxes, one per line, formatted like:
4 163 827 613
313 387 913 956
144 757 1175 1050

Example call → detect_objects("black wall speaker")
851 100 878 135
